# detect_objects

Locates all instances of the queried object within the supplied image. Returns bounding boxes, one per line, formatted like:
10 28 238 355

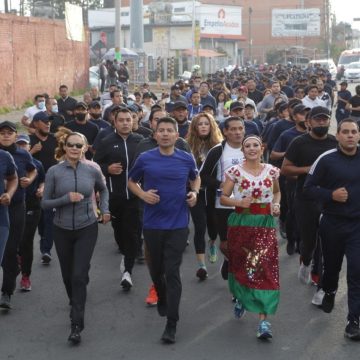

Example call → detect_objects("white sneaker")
121 271 133 291
298 263 311 285
311 288 325 306
119 257 125 274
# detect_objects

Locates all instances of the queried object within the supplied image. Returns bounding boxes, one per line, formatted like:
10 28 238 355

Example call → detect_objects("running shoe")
221 259 229 280
20 275 32 292
145 284 158 306
344 320 360 341
311 288 325 306
196 266 208 281
322 291 336 313
41 253 52 265
257 320 273 339
0 293 11 309
121 271 133 291
298 262 311 285
208 243 218 263
234 300 246 319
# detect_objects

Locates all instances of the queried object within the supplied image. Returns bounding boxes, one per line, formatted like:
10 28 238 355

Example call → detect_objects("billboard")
198 5 242 39
272 8 321 37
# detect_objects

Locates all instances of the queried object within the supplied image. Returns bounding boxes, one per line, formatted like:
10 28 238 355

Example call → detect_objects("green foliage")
266 48 284 65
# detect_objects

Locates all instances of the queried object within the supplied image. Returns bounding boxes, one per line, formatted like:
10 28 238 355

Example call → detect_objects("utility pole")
248 7 252 64
130 0 144 50
4 0 8 13
115 0 122 60
191 0 196 68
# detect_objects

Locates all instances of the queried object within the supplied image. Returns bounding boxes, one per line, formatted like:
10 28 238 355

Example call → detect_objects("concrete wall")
0 14 89 108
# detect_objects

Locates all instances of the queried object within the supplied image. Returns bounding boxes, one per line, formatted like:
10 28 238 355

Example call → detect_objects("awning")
182 49 226 58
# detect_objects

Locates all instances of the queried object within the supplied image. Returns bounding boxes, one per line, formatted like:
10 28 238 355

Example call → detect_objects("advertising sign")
272 8 321 37
198 5 242 39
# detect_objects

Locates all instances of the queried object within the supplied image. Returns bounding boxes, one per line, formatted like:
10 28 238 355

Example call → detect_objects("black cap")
170 84 180 91
128 104 140 113
142 92 152 99
89 101 101 109
75 101 88 110
230 101 245 111
16 134 30 144
202 103 215 111
292 104 310 115
0 121 16 131
309 106 331 119
172 101 187 111
278 102 289 113
32 112 50 123
244 103 255 110
340 81 348 86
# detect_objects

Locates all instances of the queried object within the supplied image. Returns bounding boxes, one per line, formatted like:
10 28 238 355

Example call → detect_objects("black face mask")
312 126 329 137
298 121 307 130
91 113 101 119
76 113 86 121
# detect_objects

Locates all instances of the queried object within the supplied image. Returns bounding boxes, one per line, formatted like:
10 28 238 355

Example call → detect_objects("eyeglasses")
66 142 83 149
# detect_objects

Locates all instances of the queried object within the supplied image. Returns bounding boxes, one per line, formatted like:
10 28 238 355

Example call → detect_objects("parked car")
89 66 101 88
344 62 360 82
309 59 337 80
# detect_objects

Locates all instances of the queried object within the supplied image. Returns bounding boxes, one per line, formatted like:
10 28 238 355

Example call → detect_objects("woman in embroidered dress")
220 135 281 340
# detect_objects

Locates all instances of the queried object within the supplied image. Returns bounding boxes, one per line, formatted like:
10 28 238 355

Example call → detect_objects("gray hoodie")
42 160 109 230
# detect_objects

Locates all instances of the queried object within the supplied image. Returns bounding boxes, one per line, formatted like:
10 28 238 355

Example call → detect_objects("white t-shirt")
215 143 244 209
302 96 326 109
24 105 43 120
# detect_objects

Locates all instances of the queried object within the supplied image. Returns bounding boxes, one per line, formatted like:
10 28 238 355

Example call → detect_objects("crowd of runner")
1 61 360 345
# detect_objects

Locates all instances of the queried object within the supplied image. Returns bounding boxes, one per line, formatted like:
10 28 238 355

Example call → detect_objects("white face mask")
38 101 45 110
52 105 58 113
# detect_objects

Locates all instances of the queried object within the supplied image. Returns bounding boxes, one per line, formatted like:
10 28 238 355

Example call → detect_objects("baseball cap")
309 106 331 119
170 84 180 91
230 101 245 112
202 103 215 111
127 94 136 101
16 134 30 144
244 103 255 110
0 121 17 131
32 112 50 123
75 101 88 110
172 101 187 111
128 104 140 113
340 81 348 86
89 101 101 109
292 104 310 115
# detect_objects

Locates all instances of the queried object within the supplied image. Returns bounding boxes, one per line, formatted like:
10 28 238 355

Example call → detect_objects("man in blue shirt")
0 121 36 309
128 117 200 344
0 149 18 265
304 119 360 340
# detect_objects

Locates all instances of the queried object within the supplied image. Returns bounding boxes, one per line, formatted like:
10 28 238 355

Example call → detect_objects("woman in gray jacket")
42 130 110 345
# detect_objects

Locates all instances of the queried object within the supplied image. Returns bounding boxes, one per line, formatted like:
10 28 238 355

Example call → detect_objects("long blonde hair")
186 112 223 164
54 127 88 161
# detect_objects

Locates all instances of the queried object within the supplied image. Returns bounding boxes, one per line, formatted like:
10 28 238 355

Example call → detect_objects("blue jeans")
38 208 55 255
0 226 9 265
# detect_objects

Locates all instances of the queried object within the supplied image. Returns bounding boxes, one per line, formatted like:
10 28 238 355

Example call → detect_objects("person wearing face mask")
21 94 46 131
45 98 65 133
88 101 110 130
65 102 99 160
127 94 136 107
29 112 58 265
270 104 309 255
281 106 337 306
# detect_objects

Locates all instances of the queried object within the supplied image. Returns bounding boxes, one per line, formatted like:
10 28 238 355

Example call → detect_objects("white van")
309 59 337 79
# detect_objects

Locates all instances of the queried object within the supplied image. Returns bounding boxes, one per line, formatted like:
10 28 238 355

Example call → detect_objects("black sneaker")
68 325 82 345
286 241 295 256
0 293 11 309
196 267 208 281
322 292 335 313
161 321 176 344
221 259 228 280
41 253 52 265
345 320 360 340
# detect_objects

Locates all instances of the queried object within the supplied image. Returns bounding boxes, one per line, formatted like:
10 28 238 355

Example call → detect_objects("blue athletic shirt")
0 150 17 227
129 148 198 230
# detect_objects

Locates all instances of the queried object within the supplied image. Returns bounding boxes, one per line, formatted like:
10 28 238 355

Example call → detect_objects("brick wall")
0 14 89 108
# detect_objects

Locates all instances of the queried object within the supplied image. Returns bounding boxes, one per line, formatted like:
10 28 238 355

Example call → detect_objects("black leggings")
189 191 217 254
54 222 98 330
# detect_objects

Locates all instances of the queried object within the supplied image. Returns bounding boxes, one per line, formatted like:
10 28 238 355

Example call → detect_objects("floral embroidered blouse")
225 163 280 204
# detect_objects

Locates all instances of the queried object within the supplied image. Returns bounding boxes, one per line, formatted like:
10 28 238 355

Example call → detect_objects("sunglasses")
66 142 83 149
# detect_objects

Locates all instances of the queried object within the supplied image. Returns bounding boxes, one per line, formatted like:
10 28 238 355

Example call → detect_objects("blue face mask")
127 100 134 106
38 101 45 110
231 94 237 100
52 105 58 113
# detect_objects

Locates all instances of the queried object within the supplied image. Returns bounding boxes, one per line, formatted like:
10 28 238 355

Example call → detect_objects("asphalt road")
0 220 358 360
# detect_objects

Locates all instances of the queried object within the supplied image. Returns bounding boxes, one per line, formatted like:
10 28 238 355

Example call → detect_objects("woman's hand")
238 196 251 208
69 192 84 202
272 203 280 217
101 213 111 224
